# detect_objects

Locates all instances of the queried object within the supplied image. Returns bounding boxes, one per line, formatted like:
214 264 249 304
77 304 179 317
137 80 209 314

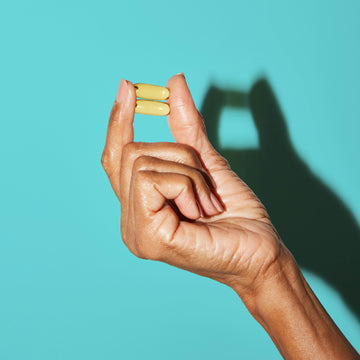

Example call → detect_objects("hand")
101 74 293 304
101 75 360 360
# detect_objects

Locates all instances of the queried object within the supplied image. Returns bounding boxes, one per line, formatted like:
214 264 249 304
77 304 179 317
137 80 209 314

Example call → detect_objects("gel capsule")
135 100 170 116
134 83 170 101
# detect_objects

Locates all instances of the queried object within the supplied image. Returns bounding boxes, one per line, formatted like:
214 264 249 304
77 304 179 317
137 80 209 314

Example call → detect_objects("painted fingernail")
210 193 224 212
115 78 128 103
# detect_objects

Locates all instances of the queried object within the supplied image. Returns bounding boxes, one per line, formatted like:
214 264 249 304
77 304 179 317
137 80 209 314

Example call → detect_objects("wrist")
229 245 301 317
230 248 359 360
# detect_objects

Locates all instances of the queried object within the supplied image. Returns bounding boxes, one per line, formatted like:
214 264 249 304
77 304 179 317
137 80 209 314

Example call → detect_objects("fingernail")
210 193 224 212
176 72 185 77
115 78 128 103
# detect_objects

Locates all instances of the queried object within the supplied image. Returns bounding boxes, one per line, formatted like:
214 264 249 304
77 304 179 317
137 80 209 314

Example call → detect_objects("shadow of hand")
201 78 360 319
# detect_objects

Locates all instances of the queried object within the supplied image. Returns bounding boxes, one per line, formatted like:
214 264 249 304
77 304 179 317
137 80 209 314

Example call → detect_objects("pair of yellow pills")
134 83 170 116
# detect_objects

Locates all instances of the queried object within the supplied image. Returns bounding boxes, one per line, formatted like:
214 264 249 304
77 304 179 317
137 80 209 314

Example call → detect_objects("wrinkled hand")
102 74 291 302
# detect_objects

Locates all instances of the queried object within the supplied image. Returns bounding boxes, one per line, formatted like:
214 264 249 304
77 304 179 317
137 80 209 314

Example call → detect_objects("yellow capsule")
135 100 170 116
134 83 170 100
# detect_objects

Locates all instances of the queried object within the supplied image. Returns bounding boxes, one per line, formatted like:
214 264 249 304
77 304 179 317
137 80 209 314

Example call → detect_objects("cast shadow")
200 79 360 319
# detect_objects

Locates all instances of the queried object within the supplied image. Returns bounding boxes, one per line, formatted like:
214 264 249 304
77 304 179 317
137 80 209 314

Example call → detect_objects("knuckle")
133 155 153 173
135 237 162 261
183 145 198 164
177 144 201 168
193 170 208 191
121 223 149 260
182 174 194 192
158 232 177 256
192 168 204 183
122 142 138 159
134 239 148 259
126 240 148 259
212 153 230 170
122 142 148 164
101 152 112 174
133 170 152 188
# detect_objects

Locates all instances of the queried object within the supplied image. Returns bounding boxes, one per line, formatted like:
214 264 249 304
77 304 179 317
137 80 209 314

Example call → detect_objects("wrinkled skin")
101 74 293 302
101 75 360 360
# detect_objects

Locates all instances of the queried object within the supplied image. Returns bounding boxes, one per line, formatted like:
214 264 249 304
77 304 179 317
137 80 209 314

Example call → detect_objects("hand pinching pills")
134 83 170 116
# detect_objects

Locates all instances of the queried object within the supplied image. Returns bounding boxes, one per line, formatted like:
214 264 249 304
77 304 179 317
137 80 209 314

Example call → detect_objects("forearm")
232 253 359 360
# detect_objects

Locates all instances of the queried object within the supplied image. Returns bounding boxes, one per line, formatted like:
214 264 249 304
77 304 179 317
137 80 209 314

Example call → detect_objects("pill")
135 100 170 116
134 83 170 101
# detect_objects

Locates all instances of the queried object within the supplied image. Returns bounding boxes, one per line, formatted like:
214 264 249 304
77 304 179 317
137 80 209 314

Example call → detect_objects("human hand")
101 74 293 305
101 74 360 359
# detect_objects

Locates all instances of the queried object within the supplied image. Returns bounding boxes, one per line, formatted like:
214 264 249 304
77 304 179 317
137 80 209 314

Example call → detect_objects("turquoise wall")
1 0 359 358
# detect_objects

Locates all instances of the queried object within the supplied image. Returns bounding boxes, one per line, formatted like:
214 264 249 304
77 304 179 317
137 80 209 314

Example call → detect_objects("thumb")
166 73 213 155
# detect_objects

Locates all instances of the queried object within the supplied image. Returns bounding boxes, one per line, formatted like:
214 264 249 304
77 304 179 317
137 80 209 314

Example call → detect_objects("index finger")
101 79 136 200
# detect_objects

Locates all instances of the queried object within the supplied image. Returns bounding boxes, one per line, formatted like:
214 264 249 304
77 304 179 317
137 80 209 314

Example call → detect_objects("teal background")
1 0 360 358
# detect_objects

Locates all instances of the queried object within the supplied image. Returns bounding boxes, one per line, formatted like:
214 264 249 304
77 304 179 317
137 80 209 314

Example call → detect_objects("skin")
101 74 360 360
